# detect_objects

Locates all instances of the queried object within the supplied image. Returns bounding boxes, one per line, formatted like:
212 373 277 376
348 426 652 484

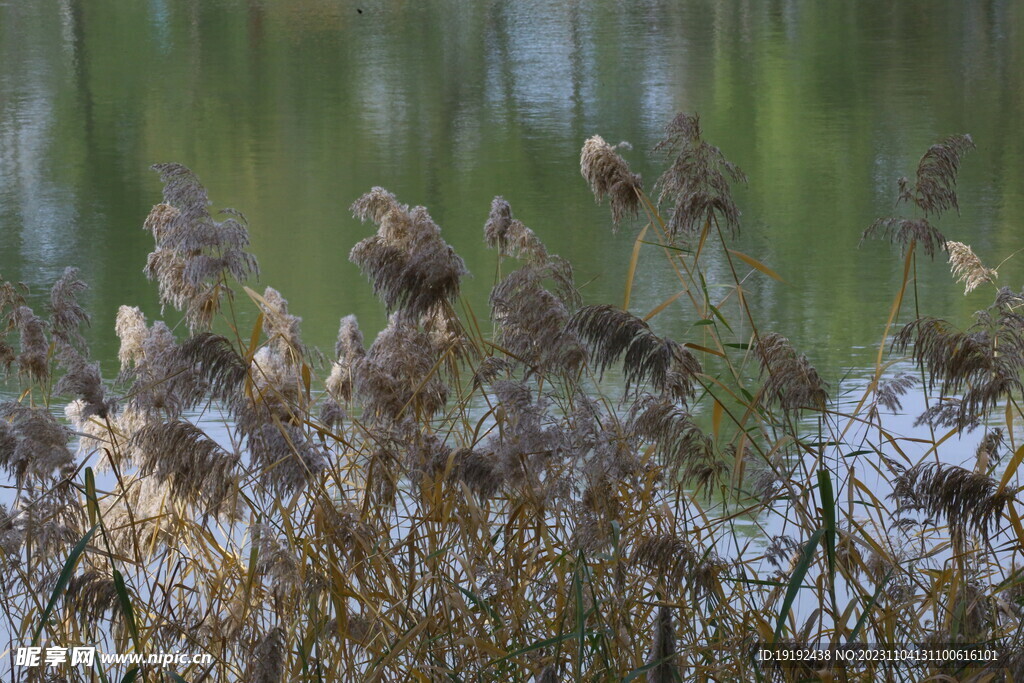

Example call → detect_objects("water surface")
2 0 1023 388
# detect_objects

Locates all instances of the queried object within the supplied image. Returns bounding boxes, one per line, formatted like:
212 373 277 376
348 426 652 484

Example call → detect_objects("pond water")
2 0 1023 400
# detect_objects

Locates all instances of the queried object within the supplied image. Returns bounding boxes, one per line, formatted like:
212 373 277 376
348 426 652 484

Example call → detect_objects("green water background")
2 0 1023 385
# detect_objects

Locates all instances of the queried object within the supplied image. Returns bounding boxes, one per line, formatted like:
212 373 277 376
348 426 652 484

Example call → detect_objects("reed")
0 115 1022 682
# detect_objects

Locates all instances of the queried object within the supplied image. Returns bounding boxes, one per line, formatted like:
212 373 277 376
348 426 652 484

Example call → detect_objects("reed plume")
350 187 468 317
115 305 148 369
48 267 89 351
861 217 948 259
0 402 74 485
352 314 449 421
447 447 504 500
0 277 28 365
253 523 302 593
250 346 305 422
178 331 249 406
63 399 115 467
65 570 119 628
12 306 49 384
471 355 511 388
537 664 560 683
875 372 916 413
420 302 471 371
898 134 975 217
53 349 112 419
490 260 585 373
580 135 642 225
654 113 746 239
131 420 240 517
862 135 974 259
144 163 259 330
249 626 286 683
889 462 1015 543
481 380 568 504
628 395 723 494
946 241 996 294
0 503 23 564
259 286 305 359
569 305 700 399
754 332 828 413
334 314 365 364
975 428 1004 473
633 533 722 599
117 312 199 417
895 298 1024 428
248 421 328 495
12 479 84 562
484 197 549 263
896 318 989 391
226 344 326 493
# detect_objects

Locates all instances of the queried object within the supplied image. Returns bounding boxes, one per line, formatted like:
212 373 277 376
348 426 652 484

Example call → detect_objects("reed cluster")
1 115 1022 682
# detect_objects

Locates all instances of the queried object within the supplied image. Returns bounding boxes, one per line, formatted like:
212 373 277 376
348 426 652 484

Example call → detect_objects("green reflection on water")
2 0 1022 384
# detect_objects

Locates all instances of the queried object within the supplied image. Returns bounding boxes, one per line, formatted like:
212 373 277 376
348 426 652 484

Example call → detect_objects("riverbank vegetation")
1 113 1022 681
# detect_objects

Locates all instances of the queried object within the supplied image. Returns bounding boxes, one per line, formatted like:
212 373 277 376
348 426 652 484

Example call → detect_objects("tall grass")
1 115 1022 681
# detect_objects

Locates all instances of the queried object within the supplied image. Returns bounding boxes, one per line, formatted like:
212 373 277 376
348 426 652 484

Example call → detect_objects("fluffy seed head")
353 315 449 422
0 402 74 485
350 188 468 318
248 421 328 494
53 349 112 419
13 306 49 385
144 163 259 331
568 305 700 400
899 134 975 217
633 533 722 599
861 217 948 259
48 267 89 351
580 135 643 225
946 241 996 294
115 306 148 370
890 462 1014 544
654 113 746 239
895 301 1024 429
131 419 240 517
490 260 586 374
249 626 286 683
334 315 365 363
484 197 549 263
259 287 304 359
754 333 828 413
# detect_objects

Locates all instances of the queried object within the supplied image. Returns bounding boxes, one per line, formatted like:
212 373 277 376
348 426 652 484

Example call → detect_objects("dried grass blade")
683 342 725 358
712 398 723 440
623 223 650 309
85 466 99 526
246 311 264 361
643 289 684 322
726 249 785 283
998 442 1024 493
372 617 431 674
1006 503 1024 552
